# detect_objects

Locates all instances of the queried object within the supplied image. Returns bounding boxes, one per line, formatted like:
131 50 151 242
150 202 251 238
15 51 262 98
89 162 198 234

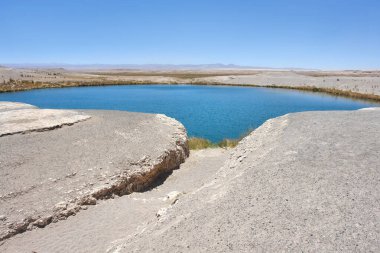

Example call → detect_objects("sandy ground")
0 103 188 242
0 148 229 252
1 67 379 96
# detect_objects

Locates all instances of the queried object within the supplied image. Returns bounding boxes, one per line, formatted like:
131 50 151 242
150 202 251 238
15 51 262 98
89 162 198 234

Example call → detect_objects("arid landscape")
1 66 380 101
1 67 380 252
2 0 380 252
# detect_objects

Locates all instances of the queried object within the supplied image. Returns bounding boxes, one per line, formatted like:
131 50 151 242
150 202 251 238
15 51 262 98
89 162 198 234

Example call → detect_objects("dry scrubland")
0 66 380 101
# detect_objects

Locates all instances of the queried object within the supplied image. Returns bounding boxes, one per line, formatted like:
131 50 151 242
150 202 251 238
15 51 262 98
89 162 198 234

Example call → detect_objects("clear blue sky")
1 0 379 69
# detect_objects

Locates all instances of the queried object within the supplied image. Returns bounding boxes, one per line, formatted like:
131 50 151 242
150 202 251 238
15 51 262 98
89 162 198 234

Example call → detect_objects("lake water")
0 85 377 142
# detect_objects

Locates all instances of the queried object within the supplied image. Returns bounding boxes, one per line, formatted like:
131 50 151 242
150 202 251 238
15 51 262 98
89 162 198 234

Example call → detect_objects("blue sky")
1 0 379 69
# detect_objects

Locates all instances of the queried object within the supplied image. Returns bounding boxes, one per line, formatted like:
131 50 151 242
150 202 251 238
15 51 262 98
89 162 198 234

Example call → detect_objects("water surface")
0 85 377 142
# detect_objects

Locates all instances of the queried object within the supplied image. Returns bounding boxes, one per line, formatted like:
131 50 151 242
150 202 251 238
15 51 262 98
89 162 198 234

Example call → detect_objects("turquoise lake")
0 85 377 142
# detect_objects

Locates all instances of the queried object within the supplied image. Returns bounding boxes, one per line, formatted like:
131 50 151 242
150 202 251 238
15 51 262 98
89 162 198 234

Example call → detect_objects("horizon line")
2 63 379 72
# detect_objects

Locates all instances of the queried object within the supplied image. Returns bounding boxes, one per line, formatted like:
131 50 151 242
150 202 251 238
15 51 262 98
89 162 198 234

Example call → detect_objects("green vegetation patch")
217 138 240 148
188 137 242 150
188 137 216 150
188 128 255 150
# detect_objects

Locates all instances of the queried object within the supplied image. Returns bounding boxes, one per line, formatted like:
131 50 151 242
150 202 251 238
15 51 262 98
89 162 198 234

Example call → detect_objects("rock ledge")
0 103 188 241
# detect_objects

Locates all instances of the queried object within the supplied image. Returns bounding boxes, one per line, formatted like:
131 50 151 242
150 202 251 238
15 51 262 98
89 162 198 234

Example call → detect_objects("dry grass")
217 139 240 148
188 137 241 150
188 138 216 150
262 85 380 102
0 80 172 93
188 126 255 150
1 78 379 103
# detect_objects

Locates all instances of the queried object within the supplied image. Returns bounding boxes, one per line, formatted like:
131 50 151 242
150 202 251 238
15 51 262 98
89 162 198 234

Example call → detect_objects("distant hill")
1 63 313 71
